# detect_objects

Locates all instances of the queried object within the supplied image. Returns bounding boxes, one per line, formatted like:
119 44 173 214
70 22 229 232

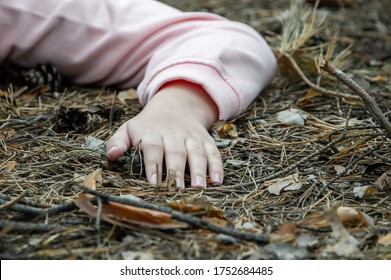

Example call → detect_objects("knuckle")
188 144 206 157
165 149 187 160
141 141 163 152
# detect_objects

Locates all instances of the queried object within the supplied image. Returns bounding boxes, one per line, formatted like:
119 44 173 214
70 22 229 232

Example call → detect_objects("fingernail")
150 173 157 185
194 176 205 187
107 145 118 156
213 173 222 184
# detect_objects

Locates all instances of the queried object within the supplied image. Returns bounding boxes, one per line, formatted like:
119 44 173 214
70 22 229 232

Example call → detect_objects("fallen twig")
0 221 64 232
78 185 269 244
0 198 77 218
0 191 28 211
282 52 360 101
320 60 391 136
0 198 44 216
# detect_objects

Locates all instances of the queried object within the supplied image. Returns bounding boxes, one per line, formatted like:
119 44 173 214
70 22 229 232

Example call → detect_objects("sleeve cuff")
137 58 242 120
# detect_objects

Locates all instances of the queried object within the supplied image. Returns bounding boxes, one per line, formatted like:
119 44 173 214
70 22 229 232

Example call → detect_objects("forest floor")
0 0 390 259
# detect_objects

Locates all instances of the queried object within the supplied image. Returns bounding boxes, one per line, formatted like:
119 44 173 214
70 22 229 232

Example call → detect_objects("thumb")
106 122 132 161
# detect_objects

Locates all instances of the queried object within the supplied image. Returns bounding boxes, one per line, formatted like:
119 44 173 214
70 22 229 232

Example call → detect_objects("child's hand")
106 81 223 190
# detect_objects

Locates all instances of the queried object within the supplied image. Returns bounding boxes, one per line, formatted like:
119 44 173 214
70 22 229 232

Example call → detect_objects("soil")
0 0 390 260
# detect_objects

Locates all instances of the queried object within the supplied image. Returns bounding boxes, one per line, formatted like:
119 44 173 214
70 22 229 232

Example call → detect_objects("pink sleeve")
0 0 277 120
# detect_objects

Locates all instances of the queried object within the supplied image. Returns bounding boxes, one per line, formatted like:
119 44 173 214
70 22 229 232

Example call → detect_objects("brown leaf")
214 121 238 139
4 161 16 173
168 197 225 218
353 185 376 198
83 168 102 190
266 173 303 195
270 223 297 243
378 232 391 247
74 194 187 230
297 206 374 228
375 170 391 193
323 203 361 258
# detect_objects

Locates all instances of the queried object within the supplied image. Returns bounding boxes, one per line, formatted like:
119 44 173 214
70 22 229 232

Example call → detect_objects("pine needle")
276 0 327 54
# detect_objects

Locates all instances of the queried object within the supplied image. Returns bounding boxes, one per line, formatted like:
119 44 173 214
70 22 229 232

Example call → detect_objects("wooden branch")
0 198 44 216
79 185 269 244
0 197 77 218
320 60 391 136
0 191 27 211
0 221 64 232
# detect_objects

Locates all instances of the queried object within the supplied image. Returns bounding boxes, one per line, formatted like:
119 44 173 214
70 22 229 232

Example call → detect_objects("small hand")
106 81 223 189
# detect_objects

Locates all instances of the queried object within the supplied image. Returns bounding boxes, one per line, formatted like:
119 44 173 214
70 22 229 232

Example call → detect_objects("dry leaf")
83 168 102 190
84 136 105 150
334 165 346 174
353 185 376 198
378 232 391 247
215 121 238 139
323 203 361 258
375 170 391 193
4 161 16 173
296 233 319 248
74 194 187 230
277 108 308 126
234 220 259 230
168 197 225 219
270 223 297 243
266 173 303 195
297 206 374 228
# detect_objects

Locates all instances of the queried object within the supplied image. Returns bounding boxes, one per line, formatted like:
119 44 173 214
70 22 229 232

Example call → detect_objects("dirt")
0 0 390 260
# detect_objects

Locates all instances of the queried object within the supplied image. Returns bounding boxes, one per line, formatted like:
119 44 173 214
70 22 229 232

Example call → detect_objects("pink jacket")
0 0 277 120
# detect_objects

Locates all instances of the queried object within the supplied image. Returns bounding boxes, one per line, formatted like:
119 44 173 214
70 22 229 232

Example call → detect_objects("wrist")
154 80 219 128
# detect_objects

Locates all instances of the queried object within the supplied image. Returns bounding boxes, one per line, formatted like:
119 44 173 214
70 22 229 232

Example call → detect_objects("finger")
163 138 187 190
204 140 224 185
106 122 132 161
141 138 164 185
186 138 207 188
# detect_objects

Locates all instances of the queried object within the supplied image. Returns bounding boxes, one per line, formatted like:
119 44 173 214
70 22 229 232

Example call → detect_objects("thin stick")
0 221 64 232
0 198 43 216
79 185 269 244
0 191 28 211
320 60 391 136
0 198 77 217
282 53 360 100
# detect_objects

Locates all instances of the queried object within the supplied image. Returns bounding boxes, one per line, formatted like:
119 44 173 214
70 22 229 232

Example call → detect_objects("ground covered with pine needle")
0 0 390 259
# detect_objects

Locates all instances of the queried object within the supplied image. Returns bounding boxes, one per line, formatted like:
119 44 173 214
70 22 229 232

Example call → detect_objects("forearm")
0 0 277 120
